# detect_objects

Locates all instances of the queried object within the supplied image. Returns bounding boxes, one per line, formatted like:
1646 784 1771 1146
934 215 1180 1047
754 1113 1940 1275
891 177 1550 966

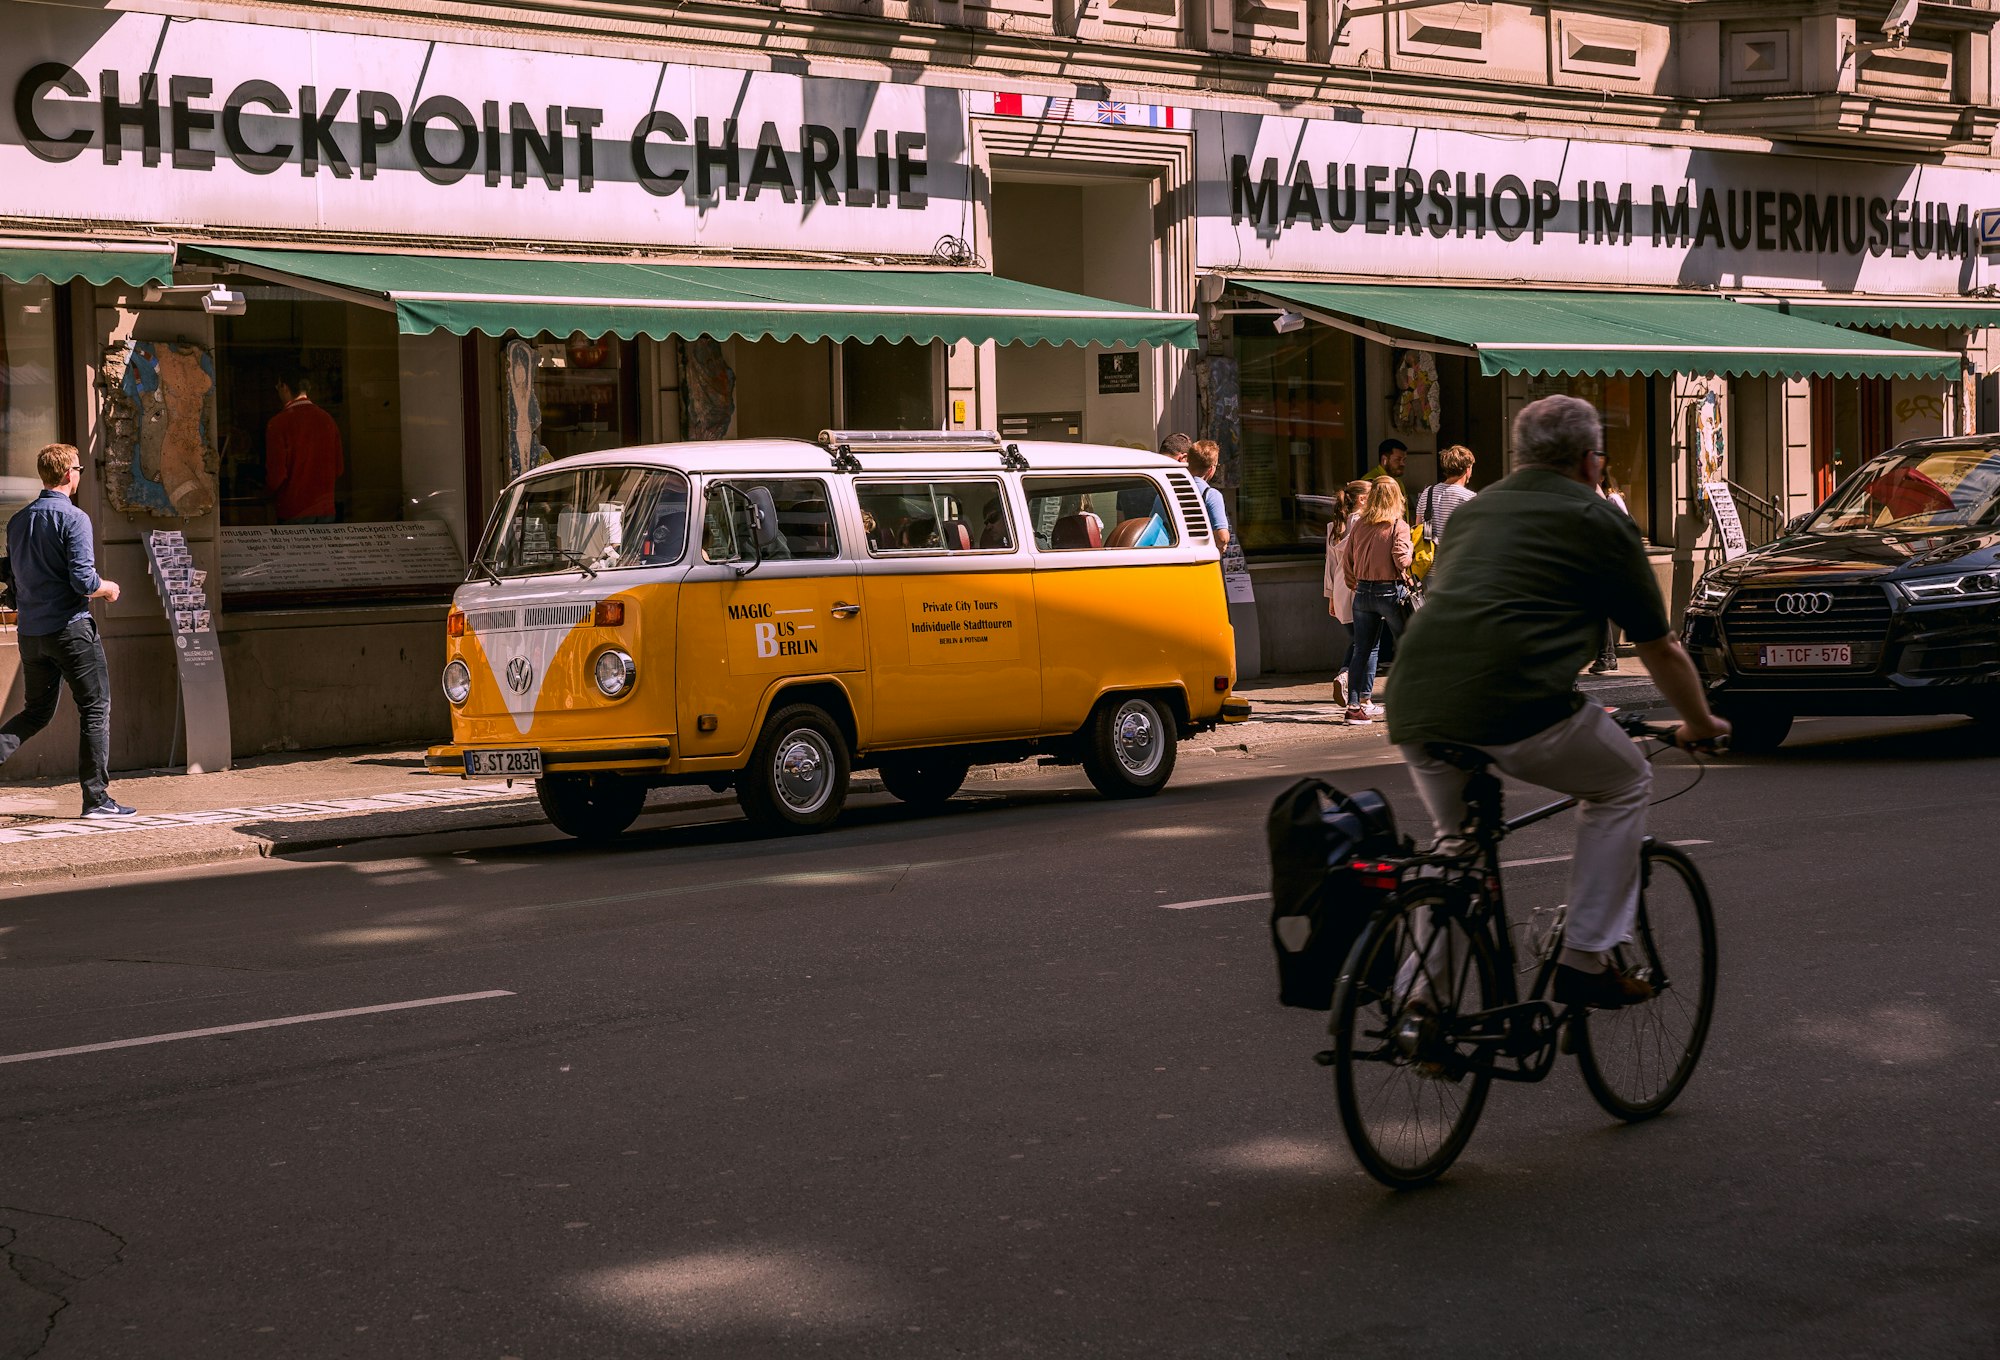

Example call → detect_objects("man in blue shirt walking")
1 444 134 816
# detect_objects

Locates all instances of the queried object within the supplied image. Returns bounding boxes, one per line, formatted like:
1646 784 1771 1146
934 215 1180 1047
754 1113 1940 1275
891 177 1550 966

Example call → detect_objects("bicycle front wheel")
1575 841 1718 1121
1331 885 1500 1189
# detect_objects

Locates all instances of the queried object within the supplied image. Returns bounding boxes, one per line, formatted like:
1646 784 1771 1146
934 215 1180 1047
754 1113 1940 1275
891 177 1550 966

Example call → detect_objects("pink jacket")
1339 517 1413 585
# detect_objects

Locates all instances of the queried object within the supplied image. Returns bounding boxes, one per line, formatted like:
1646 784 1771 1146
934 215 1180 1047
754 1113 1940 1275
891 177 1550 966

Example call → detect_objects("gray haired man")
1383 395 1726 1010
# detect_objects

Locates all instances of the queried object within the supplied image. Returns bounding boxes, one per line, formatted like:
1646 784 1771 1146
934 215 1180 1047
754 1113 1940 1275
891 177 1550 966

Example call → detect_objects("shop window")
0 279 62 530
529 335 638 461
1236 323 1356 551
1524 374 1654 536
1811 376 1894 504
702 478 839 563
857 480 1014 553
213 290 467 606
1023 475 1177 550
842 341 934 430
479 465 690 577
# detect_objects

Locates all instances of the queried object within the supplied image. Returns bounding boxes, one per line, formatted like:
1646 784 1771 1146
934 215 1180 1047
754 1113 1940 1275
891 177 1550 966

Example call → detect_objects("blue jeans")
0 614 111 807
1347 580 1408 705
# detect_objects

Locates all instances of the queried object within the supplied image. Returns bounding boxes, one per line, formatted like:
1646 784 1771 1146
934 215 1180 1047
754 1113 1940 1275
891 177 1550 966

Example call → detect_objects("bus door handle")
831 601 861 618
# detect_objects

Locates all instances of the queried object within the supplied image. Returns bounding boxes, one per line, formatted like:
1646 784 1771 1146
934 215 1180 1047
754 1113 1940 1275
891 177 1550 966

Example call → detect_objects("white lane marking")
0 990 515 1066
1159 892 1270 911
1158 841 1714 907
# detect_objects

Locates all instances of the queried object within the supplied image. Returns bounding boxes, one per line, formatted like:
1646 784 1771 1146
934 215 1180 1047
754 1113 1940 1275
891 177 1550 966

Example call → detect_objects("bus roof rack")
817 430 1008 456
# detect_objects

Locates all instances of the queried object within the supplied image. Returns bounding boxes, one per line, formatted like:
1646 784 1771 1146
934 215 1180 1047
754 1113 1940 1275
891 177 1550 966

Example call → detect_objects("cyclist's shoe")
1553 963 1654 1011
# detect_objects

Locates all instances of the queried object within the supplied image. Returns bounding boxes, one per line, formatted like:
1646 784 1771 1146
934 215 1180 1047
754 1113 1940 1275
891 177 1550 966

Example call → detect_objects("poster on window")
100 340 220 520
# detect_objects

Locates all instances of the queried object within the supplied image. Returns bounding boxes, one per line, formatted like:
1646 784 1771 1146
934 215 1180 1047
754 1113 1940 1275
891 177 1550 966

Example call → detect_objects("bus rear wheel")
1081 693 1178 799
536 774 648 843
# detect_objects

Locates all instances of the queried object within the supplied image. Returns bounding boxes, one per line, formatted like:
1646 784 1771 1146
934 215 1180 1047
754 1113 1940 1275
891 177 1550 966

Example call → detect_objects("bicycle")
1323 712 1720 1188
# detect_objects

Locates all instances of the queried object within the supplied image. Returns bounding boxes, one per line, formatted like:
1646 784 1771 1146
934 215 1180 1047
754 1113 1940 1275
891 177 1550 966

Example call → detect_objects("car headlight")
1898 571 2000 604
1690 577 1731 609
593 648 636 698
442 659 472 705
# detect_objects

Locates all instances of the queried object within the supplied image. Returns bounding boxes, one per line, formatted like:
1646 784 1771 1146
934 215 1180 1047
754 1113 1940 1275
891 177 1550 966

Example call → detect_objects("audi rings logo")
1773 591 1835 616
504 657 535 694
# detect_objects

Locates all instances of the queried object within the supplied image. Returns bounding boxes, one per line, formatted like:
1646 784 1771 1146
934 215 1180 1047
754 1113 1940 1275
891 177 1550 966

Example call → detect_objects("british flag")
985 93 1179 129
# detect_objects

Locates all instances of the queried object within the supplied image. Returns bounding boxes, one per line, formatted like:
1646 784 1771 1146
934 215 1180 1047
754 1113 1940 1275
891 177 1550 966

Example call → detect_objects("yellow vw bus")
427 431 1245 840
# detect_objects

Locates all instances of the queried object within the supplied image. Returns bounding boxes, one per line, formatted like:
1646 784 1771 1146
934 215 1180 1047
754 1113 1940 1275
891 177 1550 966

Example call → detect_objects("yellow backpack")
1410 486 1438 581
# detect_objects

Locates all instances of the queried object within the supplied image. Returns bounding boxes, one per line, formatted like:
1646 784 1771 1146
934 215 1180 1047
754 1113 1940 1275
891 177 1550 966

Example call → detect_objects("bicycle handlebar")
1611 709 1729 754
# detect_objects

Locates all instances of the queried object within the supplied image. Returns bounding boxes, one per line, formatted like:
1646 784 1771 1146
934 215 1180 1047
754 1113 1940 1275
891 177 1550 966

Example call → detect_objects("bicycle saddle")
1423 741 1492 773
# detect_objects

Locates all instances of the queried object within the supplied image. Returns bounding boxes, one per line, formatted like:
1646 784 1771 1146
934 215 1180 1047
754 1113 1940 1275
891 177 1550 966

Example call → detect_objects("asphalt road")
2 715 1996 1359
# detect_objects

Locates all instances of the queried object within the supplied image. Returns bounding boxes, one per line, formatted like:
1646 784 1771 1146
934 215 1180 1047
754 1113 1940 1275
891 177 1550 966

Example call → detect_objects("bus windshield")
1805 446 2000 535
477 465 690 578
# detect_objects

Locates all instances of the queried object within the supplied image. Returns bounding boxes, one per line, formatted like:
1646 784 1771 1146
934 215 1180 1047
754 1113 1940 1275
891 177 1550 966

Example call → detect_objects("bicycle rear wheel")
1331 885 1499 1189
1575 842 1718 1121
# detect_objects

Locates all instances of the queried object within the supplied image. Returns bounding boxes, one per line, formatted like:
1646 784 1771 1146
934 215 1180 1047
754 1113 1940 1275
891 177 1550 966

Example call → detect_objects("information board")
1702 482 1749 561
144 528 232 773
1221 540 1256 604
220 520 466 595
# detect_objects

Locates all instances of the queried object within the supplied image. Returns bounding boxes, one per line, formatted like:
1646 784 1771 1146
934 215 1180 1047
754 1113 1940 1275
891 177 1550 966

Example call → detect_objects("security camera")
1883 0 1919 42
200 286 246 316
1273 309 1306 334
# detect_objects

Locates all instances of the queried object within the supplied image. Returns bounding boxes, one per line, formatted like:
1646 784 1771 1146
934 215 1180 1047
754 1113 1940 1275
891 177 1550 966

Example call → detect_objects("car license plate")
464 748 542 777
1758 645 1852 668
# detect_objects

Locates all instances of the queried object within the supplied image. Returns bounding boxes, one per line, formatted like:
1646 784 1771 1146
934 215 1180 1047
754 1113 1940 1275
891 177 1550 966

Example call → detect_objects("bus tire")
1081 692 1177 799
536 774 647 843
877 752 971 810
738 702 851 833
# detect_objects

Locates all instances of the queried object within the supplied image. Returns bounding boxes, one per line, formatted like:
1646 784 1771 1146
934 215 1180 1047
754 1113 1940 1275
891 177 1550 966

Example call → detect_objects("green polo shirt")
1385 467 1670 747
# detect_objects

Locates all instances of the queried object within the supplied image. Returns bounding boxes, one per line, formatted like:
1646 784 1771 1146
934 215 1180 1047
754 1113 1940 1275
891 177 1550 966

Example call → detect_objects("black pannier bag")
1267 778 1405 1010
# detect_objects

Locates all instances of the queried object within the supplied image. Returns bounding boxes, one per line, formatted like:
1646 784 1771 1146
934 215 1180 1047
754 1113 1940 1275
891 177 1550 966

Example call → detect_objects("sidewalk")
0 669 1664 887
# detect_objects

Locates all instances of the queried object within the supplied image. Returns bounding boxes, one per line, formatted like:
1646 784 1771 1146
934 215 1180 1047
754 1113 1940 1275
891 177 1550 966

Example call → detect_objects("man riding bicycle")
1383 395 1730 1011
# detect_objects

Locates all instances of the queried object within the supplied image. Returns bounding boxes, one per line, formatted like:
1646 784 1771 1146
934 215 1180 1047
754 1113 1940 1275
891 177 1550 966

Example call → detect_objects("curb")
8 695 1668 887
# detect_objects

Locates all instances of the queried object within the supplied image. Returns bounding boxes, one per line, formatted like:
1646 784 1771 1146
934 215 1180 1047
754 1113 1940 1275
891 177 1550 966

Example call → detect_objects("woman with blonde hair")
1336 476 1413 724
1323 479 1374 705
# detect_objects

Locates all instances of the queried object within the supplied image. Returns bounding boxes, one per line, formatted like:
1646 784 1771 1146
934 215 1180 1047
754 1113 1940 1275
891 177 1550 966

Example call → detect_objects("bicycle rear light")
1351 860 1400 891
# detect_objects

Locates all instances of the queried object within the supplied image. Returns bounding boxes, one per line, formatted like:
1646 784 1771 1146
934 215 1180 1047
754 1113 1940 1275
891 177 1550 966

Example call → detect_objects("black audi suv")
1682 434 2000 751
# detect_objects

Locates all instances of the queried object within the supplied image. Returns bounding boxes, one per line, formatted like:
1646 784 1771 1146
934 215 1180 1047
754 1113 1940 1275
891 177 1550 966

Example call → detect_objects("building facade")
3 0 1997 773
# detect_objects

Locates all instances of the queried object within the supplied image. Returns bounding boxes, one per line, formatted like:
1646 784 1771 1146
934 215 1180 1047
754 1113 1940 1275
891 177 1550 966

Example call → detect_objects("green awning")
1230 280 1961 380
192 248 1198 350
1739 297 2000 332
0 240 173 287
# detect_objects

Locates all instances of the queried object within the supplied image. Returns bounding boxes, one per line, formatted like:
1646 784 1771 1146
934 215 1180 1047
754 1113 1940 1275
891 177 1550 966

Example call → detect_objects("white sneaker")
1364 703 1385 720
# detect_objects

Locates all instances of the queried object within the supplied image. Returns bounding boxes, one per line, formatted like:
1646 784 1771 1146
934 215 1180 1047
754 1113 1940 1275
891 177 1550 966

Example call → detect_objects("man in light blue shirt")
1188 441 1232 549
1 444 133 816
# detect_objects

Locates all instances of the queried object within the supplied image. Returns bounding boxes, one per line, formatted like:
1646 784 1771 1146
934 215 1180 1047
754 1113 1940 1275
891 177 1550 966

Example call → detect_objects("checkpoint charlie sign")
1197 111 2000 295
2 2 970 254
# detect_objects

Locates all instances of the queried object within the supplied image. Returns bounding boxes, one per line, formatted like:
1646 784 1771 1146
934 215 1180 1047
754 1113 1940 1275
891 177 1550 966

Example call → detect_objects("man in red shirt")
265 370 344 523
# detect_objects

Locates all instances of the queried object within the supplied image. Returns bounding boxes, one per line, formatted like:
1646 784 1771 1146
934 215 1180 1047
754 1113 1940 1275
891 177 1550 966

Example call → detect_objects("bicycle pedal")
1313 1049 1336 1067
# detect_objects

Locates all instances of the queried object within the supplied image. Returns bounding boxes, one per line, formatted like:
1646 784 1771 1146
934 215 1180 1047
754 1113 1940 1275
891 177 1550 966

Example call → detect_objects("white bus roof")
513 437 1186 481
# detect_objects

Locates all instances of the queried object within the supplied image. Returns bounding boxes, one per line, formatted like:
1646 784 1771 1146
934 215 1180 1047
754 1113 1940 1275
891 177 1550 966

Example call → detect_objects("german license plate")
1758 645 1852 668
464 748 542 777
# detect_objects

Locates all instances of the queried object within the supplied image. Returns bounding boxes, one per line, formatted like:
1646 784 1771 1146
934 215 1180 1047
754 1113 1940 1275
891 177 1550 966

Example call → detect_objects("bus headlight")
593 648 636 698
442 659 472 705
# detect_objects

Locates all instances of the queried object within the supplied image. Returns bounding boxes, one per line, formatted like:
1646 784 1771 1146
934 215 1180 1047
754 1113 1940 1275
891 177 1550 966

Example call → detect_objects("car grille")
1720 583 1893 670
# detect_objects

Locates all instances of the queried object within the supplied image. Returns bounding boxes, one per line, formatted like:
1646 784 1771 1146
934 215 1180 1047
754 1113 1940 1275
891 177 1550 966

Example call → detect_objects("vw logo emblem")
1774 591 1835 616
504 657 535 694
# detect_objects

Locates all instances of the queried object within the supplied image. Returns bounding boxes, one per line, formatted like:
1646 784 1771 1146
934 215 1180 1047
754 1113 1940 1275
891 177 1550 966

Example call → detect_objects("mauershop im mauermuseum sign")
1 2 971 255
1195 111 2000 294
